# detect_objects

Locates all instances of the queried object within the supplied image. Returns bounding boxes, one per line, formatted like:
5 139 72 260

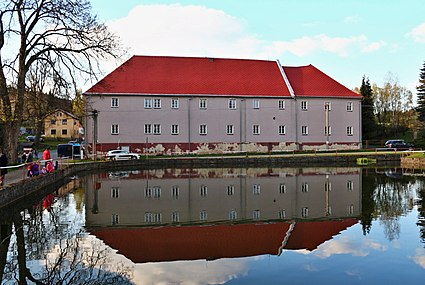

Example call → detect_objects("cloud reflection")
412 248 425 269
314 237 387 258
132 258 252 285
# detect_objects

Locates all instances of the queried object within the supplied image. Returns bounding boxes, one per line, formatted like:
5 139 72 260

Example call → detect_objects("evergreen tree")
416 61 425 122
360 76 377 140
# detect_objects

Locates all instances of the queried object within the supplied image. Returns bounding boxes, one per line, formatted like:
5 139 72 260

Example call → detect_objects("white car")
105 149 141 160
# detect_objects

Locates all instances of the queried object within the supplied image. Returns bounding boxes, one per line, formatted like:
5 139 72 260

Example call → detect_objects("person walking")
43 146 51 161
0 149 8 187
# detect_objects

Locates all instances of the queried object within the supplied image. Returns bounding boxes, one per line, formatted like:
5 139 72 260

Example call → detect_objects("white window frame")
144 98 152 109
253 99 260 109
111 214 119 225
171 98 179 109
279 183 286 194
301 101 308 111
229 209 237 220
171 124 179 135
111 124 119 135
111 97 119 108
302 207 309 218
144 124 152 134
278 209 286 219
347 180 353 191
278 100 285 110
253 209 261 220
199 98 207 109
199 124 207 135
324 125 332 136
111 187 119 198
153 124 161 135
346 102 353 112
153 98 161 109
253 184 261 195
347 126 353 136
252 125 260 135
279 125 286 135
301 125 308 136
301 182 309 192
227 185 235 195
200 185 208 197
200 210 208 221
226 125 234 135
228 98 236 109
171 186 179 198
324 102 331 111
171 212 180 223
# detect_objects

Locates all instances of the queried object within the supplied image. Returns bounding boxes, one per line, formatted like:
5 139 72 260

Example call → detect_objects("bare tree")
0 0 122 162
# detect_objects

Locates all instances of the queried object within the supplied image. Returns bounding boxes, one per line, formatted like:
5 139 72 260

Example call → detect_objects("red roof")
89 219 358 263
283 65 360 97
85 56 291 97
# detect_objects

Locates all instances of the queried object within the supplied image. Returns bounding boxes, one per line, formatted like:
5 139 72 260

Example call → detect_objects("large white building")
84 55 362 154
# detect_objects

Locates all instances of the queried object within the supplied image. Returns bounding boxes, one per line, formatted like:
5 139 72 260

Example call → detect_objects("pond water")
0 166 424 284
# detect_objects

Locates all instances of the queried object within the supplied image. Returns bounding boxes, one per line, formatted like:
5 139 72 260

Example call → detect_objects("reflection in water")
85 167 361 263
0 166 424 284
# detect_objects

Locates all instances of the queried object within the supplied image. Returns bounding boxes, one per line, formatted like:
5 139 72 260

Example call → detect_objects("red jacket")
43 149 51 161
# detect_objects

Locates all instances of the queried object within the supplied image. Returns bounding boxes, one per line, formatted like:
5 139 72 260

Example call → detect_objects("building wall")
85 94 361 154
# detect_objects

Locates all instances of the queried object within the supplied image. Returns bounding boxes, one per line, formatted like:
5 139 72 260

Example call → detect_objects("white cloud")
106 4 386 62
409 23 425 43
412 248 425 269
314 237 387 259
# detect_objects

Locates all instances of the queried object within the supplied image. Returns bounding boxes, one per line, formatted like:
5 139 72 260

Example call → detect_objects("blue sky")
89 0 425 95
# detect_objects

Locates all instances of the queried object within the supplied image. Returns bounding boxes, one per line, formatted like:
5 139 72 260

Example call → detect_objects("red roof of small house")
88 219 358 263
283 65 360 98
85 56 291 97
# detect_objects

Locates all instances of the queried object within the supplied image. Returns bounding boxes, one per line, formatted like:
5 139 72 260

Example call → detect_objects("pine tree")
360 76 377 140
416 61 425 122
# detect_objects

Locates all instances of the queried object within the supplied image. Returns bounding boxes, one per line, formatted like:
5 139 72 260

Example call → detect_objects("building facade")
43 109 82 140
84 56 362 154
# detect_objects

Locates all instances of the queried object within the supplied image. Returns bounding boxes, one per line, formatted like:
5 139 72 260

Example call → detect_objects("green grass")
405 152 425 158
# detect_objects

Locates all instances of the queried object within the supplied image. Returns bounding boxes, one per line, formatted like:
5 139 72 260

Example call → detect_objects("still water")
0 166 424 284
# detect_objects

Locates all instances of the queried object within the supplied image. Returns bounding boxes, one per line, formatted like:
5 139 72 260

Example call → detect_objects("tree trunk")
3 121 20 163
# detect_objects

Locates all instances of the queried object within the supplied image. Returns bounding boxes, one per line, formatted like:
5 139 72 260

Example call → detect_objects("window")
200 185 208 197
50 119 56 125
324 126 332 136
111 187 119 198
253 184 261 195
50 129 56 135
200 210 208 221
301 101 308 110
111 98 119 108
279 100 285 110
348 204 354 215
199 98 207 109
279 125 286 135
253 210 261 220
144 98 152 109
347 126 353 136
171 98 179 109
111 124 119 135
144 124 152 134
324 102 331 111
228 99 236 109
279 183 286 194
347 180 353 191
62 129 67 135
252 125 260 135
171 212 180 223
111 214 119 225
253 99 260 109
199 124 207 135
153 124 161 135
153 98 161 109
62 119 67 125
171 124 179 135
144 186 161 198
301 182 309 192
226 125 234 135
229 209 237 220
346 102 353 112
171 186 179 199
278 209 286 219
301 126 308 135
144 212 162 223
302 207 309 218
325 182 332 192
227 185 235 195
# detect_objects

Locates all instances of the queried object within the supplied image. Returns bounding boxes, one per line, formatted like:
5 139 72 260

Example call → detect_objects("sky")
88 0 425 96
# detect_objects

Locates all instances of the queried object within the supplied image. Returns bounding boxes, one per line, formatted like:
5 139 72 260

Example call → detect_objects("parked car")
384 139 414 150
26 135 43 142
105 149 141 160
57 143 82 158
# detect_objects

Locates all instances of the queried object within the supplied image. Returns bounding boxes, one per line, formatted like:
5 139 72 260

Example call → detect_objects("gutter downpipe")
276 60 299 150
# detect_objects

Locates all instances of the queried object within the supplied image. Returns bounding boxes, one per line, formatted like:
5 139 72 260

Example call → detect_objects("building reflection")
84 167 361 263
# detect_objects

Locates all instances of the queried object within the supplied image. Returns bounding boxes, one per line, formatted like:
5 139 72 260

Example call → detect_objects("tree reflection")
1 195 135 284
